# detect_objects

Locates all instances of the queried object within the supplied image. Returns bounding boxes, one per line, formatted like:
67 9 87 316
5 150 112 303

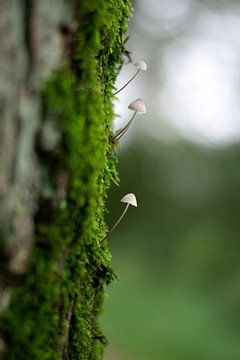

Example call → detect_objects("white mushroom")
135 60 147 71
114 99 146 141
121 193 138 207
101 193 138 241
113 60 147 96
128 98 146 114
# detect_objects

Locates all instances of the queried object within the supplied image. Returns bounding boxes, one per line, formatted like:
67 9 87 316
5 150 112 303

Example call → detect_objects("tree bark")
0 0 74 293
0 0 132 358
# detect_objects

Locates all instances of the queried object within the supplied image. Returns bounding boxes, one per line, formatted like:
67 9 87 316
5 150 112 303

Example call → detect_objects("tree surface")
0 1 132 358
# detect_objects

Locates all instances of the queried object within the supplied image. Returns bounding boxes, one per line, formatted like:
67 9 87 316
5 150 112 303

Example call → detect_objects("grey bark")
0 0 75 352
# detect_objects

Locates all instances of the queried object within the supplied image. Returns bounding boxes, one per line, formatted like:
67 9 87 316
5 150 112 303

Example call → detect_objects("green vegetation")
0 1 132 359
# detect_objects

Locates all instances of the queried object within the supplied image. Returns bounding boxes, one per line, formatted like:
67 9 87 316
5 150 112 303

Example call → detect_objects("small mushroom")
114 99 146 141
128 98 146 114
134 60 147 71
113 60 147 96
121 193 138 207
101 193 137 241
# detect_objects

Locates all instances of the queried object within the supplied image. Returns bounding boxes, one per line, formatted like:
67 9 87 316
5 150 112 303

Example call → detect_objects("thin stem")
114 111 137 141
113 68 140 96
101 203 129 241
116 116 134 140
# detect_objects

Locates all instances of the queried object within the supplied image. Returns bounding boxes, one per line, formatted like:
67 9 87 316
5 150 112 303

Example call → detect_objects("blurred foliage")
102 137 240 360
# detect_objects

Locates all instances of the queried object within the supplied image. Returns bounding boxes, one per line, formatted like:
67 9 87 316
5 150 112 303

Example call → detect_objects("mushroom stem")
102 203 130 241
114 111 137 141
113 68 140 96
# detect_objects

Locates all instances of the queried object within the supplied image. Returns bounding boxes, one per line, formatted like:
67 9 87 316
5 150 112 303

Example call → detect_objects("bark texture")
0 0 73 297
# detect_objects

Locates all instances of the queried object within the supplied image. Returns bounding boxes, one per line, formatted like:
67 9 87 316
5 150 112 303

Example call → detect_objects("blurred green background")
102 139 240 360
102 1 240 359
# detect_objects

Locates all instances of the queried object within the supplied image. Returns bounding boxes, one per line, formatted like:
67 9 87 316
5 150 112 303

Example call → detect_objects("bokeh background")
102 0 240 359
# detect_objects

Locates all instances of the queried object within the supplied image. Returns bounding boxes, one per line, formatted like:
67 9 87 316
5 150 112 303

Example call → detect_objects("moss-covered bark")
0 1 132 359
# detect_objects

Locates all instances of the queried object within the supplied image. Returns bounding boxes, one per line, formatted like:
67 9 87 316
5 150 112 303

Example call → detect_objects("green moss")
0 1 132 359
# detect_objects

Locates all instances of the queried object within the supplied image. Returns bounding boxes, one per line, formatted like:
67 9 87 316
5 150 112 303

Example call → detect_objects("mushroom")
113 60 147 96
114 99 146 141
128 98 146 114
135 60 147 71
101 193 137 241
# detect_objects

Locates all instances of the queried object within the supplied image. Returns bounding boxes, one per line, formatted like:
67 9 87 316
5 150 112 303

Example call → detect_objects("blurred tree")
0 1 131 359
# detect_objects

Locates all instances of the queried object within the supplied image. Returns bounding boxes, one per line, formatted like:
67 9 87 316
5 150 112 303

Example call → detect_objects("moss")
0 1 132 359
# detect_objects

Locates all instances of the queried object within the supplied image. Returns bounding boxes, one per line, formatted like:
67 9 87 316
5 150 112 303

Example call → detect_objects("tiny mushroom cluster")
113 60 147 141
102 60 147 242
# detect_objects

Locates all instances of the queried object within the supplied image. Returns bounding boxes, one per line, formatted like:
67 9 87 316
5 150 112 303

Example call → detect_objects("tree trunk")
0 1 132 358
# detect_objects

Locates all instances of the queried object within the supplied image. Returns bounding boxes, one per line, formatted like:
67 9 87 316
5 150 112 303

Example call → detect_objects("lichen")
0 1 132 359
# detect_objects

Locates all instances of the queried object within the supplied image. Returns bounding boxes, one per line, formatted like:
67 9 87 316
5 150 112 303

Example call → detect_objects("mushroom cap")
135 60 147 71
128 99 146 114
121 193 138 207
